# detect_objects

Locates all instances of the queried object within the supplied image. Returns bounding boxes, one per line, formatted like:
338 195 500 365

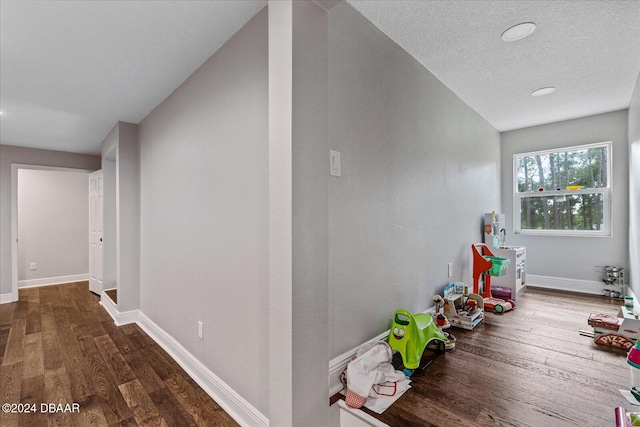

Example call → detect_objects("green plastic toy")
388 309 449 371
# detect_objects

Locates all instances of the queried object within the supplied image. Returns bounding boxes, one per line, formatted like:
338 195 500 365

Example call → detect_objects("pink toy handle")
614 406 628 427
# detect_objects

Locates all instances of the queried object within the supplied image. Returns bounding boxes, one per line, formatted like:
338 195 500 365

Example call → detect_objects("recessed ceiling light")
531 87 556 96
501 22 536 42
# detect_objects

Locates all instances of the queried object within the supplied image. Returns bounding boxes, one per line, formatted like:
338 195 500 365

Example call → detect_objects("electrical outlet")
448 263 453 278
197 321 204 340
30 262 37 271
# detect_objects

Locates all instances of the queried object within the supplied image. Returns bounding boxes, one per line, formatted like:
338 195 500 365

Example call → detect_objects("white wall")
102 157 117 292
629 71 640 296
17 169 89 284
501 110 629 286
291 2 329 425
138 7 269 418
116 123 140 312
328 3 501 357
0 145 101 298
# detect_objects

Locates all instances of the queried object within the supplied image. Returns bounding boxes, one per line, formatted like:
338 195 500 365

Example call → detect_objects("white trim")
0 291 18 304
100 293 119 322
18 273 89 289
337 400 389 427
10 164 94 303
136 311 269 427
99 292 138 326
526 274 606 295
328 331 389 397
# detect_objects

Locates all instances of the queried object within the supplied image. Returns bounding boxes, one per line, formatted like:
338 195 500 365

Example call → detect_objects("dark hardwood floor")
0 281 238 427
3 282 636 426
335 287 637 426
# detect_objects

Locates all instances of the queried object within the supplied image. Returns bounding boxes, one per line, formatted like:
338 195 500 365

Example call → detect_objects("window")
513 141 612 236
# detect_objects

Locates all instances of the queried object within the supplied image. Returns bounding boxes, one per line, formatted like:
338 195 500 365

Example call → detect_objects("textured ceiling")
1 1 639 155
347 0 640 132
0 0 266 155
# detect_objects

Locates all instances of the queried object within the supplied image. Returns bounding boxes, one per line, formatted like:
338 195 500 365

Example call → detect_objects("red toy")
472 243 515 314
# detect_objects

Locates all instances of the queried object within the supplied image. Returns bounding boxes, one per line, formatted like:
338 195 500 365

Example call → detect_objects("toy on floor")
433 295 445 314
492 286 512 300
483 297 515 314
463 298 478 315
432 295 449 326
472 243 514 314
588 311 639 350
427 331 456 350
387 309 449 376
615 407 640 427
440 283 484 329
429 294 456 346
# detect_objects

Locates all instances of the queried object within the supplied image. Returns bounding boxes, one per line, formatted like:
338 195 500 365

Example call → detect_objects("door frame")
10 164 93 302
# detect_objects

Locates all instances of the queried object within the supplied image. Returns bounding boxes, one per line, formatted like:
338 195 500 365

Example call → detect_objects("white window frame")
513 141 612 237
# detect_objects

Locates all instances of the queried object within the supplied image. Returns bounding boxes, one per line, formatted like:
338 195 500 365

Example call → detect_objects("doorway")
10 164 93 299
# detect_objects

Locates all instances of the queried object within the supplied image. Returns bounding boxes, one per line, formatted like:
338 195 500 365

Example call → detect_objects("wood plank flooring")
4 282 636 426
0 282 238 427
335 287 638 427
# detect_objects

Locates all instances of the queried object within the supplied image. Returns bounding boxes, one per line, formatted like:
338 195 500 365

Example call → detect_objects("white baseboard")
526 274 608 295
0 291 18 304
338 400 389 427
136 312 268 427
329 330 389 397
18 273 89 289
99 293 139 326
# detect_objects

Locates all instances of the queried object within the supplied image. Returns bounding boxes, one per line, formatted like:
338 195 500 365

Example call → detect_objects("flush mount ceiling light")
501 22 536 42
531 87 556 96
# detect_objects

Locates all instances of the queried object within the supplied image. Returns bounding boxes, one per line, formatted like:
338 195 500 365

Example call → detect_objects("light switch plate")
198 321 204 340
330 150 341 177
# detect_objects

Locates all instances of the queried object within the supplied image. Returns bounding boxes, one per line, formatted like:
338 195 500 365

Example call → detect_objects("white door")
89 170 103 295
